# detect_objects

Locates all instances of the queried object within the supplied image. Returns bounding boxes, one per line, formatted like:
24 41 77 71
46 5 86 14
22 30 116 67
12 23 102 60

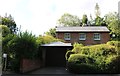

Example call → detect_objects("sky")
0 0 119 36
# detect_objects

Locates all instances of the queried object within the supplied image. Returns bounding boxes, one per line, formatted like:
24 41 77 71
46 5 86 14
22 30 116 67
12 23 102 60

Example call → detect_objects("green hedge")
67 41 120 74
67 54 100 74
72 44 116 57
65 50 75 60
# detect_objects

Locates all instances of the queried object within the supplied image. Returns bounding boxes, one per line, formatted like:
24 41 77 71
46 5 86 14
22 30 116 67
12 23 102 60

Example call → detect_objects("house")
56 26 110 45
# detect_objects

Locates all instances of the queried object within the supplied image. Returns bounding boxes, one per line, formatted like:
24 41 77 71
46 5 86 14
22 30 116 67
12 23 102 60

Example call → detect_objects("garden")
66 41 120 74
1 24 61 73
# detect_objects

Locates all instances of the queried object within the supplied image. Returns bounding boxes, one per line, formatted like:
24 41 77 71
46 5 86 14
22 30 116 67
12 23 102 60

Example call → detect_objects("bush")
67 54 99 74
107 41 120 47
66 42 120 74
107 41 120 55
65 50 75 61
36 35 63 45
72 44 116 57
106 56 120 73
7 31 39 72
9 31 38 59
72 43 84 53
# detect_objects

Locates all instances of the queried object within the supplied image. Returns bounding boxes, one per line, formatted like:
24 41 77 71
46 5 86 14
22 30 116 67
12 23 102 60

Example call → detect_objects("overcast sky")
0 0 119 36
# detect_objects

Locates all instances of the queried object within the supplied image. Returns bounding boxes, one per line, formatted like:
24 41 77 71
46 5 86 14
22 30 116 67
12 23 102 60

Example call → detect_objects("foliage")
95 16 106 26
65 50 75 60
36 35 63 45
82 14 88 26
4 31 39 72
45 28 56 37
107 41 120 55
8 31 38 59
2 34 16 53
3 31 63 72
105 12 120 40
67 41 120 73
1 14 18 34
58 13 81 26
95 3 100 17
67 54 99 73
0 25 10 37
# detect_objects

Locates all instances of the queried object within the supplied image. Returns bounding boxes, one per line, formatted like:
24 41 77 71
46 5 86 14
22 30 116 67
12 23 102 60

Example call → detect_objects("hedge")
67 41 120 74
67 54 100 74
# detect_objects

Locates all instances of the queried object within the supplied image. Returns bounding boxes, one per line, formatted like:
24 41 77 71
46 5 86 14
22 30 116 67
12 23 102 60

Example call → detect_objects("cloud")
0 0 119 36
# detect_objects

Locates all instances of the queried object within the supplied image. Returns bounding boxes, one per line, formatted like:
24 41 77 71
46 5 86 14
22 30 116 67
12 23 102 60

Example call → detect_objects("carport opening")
41 42 73 67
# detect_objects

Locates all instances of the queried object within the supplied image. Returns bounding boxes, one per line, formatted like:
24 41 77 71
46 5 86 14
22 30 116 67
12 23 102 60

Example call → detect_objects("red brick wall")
56 32 110 45
20 59 42 73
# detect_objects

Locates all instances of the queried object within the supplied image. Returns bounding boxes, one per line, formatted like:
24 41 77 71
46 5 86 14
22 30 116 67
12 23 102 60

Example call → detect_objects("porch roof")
41 41 72 47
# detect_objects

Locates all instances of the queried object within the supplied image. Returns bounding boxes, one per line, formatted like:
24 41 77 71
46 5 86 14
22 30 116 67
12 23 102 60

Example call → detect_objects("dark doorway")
45 46 72 67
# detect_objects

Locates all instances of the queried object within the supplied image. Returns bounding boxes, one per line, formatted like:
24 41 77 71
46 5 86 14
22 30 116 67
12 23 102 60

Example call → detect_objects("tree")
95 3 100 17
82 14 88 26
94 3 107 26
95 16 106 26
0 25 10 37
89 14 95 25
0 14 18 34
105 12 120 40
58 13 81 26
45 28 56 37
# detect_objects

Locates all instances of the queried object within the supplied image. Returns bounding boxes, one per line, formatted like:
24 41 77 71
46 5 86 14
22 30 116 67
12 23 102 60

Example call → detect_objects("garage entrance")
41 42 72 67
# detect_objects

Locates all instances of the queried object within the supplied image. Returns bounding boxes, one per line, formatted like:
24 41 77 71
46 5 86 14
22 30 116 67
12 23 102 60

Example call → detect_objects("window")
79 33 86 40
64 33 70 40
94 33 100 40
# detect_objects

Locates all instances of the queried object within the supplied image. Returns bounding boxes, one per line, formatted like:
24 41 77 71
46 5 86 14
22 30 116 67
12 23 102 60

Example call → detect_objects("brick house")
56 26 110 45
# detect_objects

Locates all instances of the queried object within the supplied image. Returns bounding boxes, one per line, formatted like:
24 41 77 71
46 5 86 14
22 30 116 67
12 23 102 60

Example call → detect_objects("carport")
41 41 73 67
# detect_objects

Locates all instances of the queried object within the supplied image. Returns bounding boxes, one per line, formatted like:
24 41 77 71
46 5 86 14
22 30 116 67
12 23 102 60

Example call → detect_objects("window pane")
94 33 100 40
79 33 86 40
64 33 70 40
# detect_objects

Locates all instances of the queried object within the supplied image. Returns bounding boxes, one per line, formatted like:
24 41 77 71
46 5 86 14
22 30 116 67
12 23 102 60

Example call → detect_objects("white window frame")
79 33 86 40
64 33 70 40
94 33 101 40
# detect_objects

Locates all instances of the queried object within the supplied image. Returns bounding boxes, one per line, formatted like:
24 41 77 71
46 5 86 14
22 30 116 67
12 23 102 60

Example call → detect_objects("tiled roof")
56 26 110 32
41 41 72 46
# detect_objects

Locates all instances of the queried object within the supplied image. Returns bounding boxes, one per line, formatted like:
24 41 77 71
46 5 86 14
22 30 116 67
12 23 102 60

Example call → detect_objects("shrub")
107 41 120 47
66 42 120 74
7 31 39 72
106 56 120 73
72 44 116 57
36 35 63 45
72 43 83 53
9 31 38 59
67 54 99 74
65 50 75 61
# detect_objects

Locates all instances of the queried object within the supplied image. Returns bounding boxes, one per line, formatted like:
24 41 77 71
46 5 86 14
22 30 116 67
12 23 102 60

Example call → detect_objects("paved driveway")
28 67 72 74
2 67 120 76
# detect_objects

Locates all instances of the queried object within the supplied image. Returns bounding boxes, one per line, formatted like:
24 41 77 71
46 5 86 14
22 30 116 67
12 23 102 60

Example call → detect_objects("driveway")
27 67 72 74
2 67 120 76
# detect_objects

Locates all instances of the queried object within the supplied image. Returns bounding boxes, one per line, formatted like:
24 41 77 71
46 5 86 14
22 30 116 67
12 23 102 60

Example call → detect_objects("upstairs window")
79 33 86 40
94 33 100 40
64 33 70 40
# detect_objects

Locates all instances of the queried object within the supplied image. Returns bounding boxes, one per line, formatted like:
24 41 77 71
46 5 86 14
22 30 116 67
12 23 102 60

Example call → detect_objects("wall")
20 59 42 73
56 32 110 45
